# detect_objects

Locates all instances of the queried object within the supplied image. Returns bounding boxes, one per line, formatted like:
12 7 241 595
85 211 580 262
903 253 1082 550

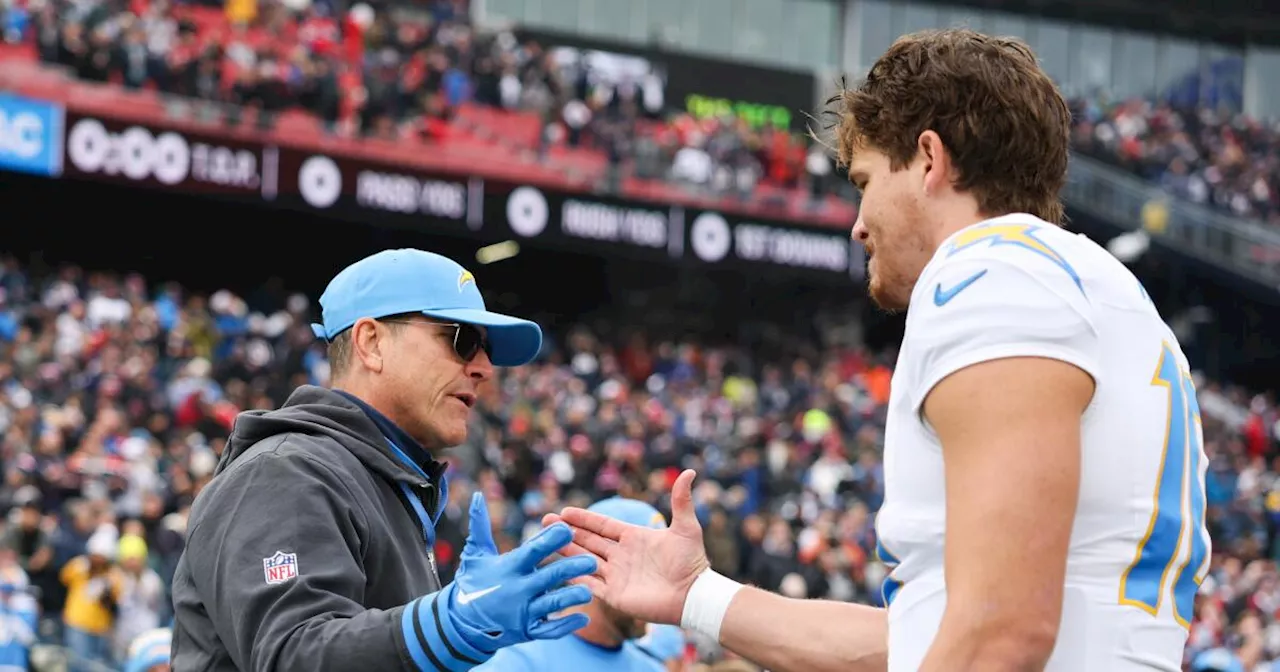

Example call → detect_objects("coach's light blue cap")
310 249 543 367
587 497 668 530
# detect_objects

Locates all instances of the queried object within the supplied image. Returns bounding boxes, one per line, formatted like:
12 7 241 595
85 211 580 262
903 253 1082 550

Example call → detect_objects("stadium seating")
0 0 853 221
1070 97 1280 228
11 0 1280 235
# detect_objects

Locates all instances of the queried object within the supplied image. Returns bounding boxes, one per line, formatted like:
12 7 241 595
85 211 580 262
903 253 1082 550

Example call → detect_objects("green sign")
685 94 793 130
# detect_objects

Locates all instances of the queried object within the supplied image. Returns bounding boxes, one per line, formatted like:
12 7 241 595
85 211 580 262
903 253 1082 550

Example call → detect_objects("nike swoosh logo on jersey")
456 585 501 605
933 269 989 306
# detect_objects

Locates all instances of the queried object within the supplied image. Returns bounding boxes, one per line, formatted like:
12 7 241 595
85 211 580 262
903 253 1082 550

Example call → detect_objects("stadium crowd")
0 253 1275 672
1070 97 1280 228
0 0 833 206
13 0 1280 225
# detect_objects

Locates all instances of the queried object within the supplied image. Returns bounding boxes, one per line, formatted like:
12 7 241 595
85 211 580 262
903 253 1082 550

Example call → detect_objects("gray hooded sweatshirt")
170 386 450 671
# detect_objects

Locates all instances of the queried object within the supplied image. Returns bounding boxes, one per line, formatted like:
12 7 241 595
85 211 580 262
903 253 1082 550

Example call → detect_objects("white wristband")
680 568 744 642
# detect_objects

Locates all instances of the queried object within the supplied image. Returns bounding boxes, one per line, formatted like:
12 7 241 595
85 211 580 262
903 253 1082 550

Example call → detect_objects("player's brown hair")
826 28 1071 225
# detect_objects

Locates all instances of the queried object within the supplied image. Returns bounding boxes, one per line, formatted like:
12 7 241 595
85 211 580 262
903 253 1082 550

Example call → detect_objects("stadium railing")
1064 155 1280 285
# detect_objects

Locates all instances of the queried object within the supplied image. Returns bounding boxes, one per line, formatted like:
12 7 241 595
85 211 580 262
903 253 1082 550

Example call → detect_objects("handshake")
411 470 714 670
401 492 597 669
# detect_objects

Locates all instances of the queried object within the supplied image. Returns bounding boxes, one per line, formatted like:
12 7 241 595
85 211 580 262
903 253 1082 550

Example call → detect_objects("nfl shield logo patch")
263 551 299 585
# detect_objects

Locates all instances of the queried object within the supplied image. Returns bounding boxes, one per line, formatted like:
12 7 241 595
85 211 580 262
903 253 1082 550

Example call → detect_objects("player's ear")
916 130 950 196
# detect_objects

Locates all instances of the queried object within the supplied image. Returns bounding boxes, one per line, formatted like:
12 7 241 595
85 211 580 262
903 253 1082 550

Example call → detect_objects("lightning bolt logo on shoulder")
944 223 1083 294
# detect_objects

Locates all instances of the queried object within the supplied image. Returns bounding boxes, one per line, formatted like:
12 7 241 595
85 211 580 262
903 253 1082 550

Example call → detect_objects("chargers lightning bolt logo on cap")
458 269 475 292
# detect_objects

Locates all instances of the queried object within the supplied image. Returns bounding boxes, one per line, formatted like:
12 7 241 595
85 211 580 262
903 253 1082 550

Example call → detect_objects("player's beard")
867 252 914 313
861 180 936 312
865 221 932 313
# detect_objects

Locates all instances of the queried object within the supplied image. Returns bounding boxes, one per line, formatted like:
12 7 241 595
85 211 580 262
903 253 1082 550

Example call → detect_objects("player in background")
547 28 1210 672
124 628 172 672
480 498 670 672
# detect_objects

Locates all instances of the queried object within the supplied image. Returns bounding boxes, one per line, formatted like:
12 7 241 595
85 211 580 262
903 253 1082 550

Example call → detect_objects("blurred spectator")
807 145 833 208
60 528 123 670
0 559 37 672
112 534 163 663
2 486 54 586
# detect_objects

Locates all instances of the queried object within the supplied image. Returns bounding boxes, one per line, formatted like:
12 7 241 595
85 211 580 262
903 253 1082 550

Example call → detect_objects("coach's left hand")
441 492 597 652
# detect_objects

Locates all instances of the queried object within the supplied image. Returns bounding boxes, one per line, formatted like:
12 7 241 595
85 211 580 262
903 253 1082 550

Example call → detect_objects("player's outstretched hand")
543 469 710 626
441 492 598 652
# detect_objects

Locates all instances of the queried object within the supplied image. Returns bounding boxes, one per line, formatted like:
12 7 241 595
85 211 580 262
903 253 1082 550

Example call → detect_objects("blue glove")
401 493 596 670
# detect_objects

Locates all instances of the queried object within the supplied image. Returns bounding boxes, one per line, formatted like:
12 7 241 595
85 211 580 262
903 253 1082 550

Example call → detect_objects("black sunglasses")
383 319 491 363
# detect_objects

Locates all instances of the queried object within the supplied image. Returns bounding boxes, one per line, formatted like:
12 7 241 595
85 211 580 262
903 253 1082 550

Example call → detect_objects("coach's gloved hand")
401 493 596 670
448 492 597 649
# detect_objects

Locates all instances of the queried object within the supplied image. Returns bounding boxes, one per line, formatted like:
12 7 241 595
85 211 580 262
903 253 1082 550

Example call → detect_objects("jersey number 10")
1118 342 1210 628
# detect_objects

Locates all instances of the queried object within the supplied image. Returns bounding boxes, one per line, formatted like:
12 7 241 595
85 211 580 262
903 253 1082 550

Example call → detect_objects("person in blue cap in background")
1182 645 1244 670
124 628 172 672
480 497 675 672
171 249 597 671
634 624 689 671
1190 648 1244 672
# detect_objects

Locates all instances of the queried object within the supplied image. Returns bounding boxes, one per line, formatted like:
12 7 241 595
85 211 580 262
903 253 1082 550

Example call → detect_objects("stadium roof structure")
948 0 1280 47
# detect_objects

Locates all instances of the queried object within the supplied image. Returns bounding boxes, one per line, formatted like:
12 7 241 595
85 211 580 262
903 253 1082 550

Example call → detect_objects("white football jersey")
876 213 1210 671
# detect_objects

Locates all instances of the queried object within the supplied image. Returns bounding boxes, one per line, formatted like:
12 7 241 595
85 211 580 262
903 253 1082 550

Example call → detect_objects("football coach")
170 249 598 671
